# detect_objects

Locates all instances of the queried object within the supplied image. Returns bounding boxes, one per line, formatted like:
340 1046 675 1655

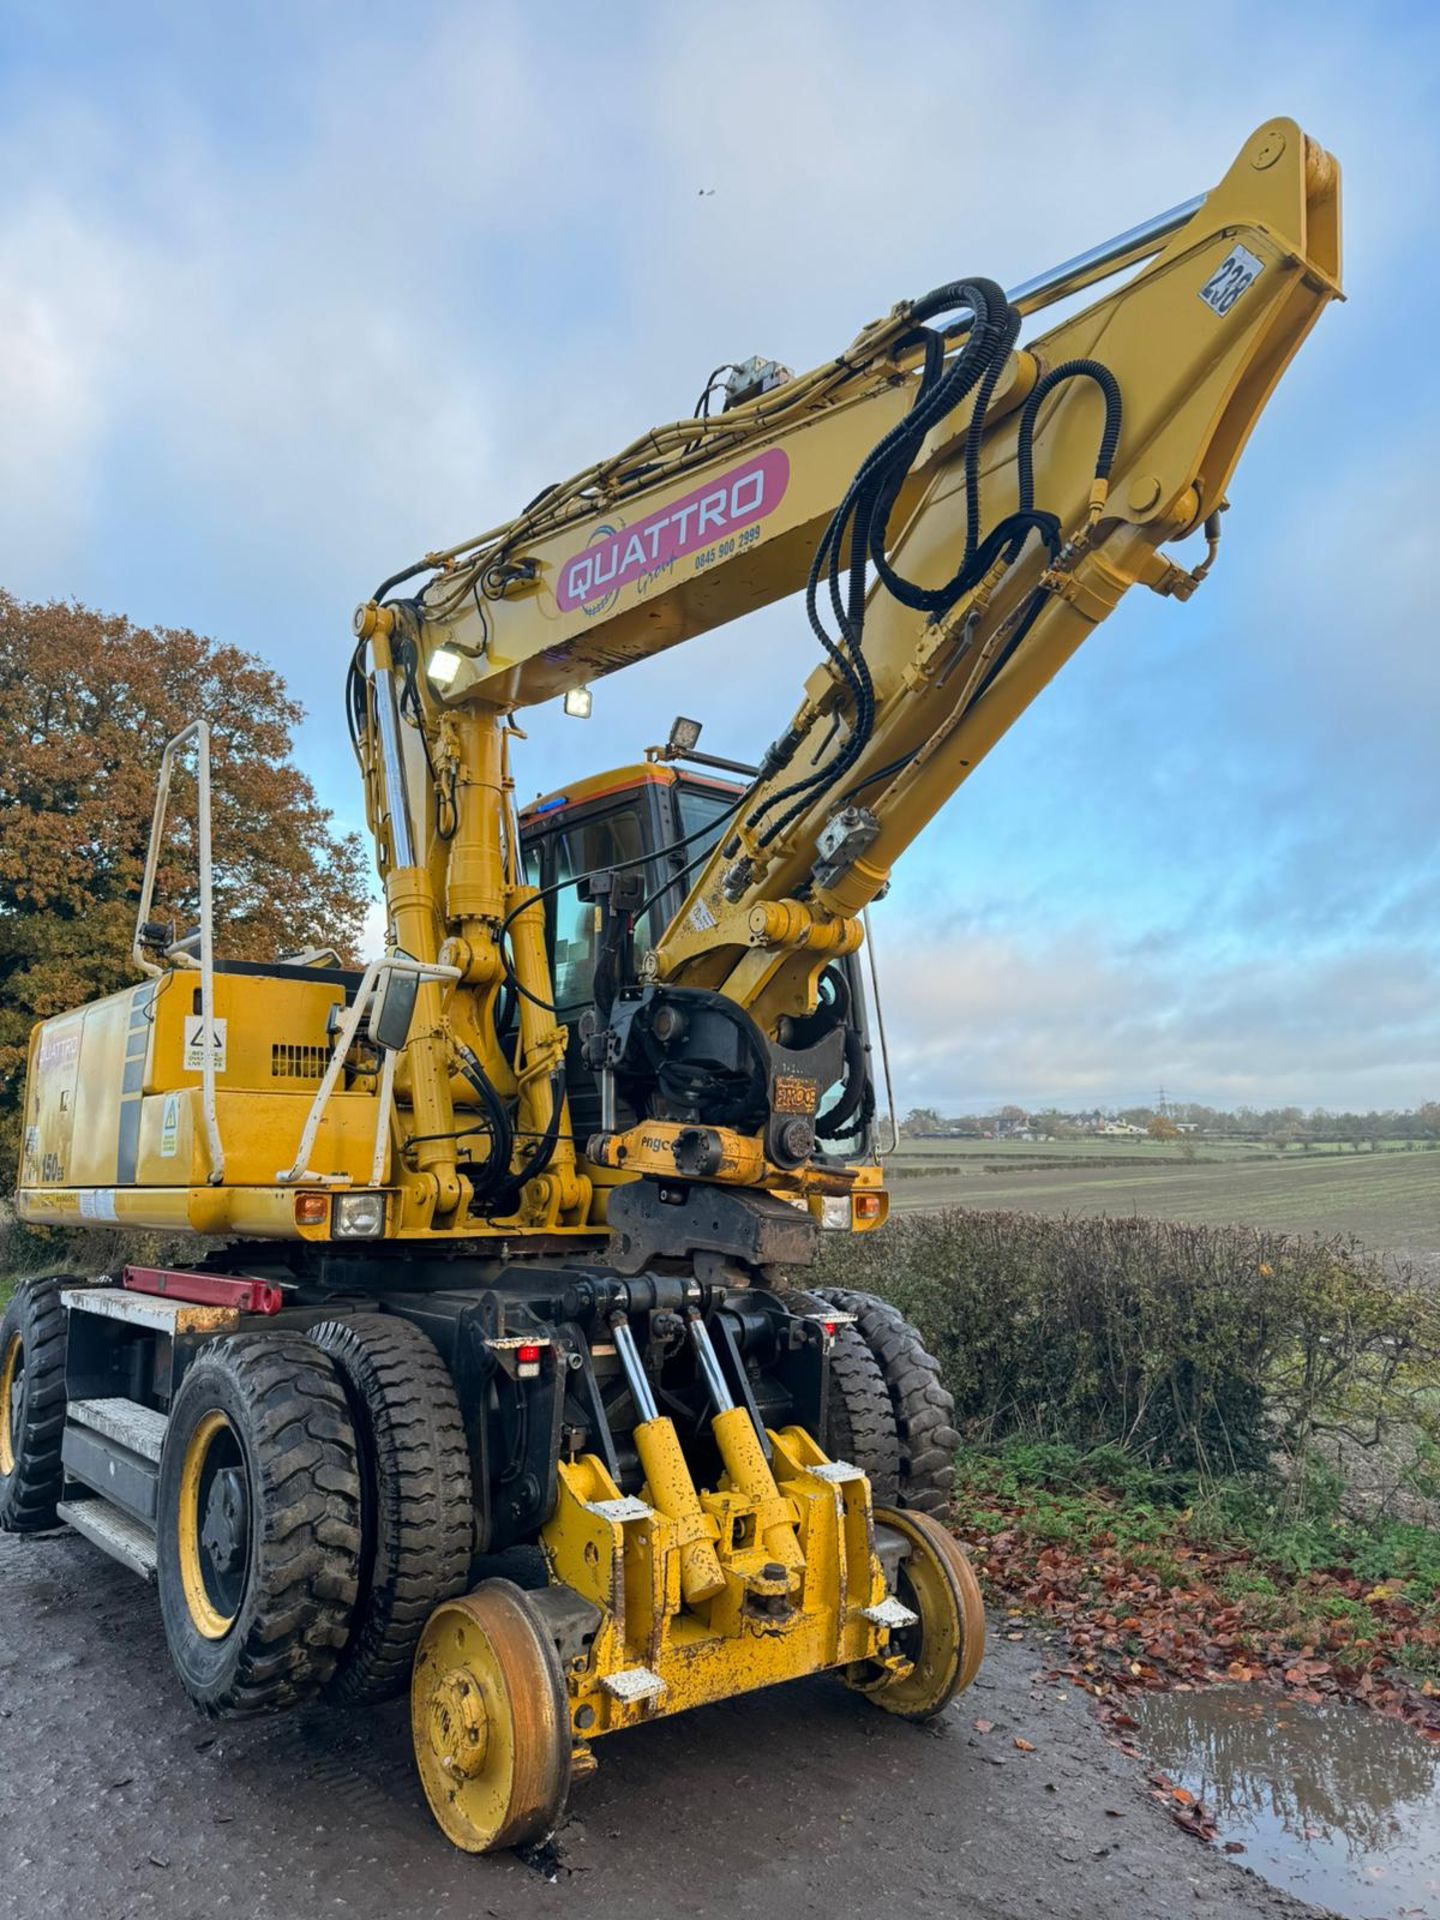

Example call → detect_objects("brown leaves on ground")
956 1500 1440 1746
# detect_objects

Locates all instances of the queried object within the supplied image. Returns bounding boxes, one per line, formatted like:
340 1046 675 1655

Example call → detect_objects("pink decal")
556 447 790 613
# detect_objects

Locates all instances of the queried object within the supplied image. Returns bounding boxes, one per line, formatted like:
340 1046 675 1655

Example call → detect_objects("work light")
427 646 463 687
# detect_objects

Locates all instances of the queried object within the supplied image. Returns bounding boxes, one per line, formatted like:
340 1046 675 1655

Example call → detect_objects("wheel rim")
863 1506 987 1718
0 1333 23 1478
412 1584 570 1853
177 1409 251 1639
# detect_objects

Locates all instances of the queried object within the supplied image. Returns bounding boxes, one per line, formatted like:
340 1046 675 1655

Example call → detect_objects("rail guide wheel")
858 1506 987 1720
412 1579 571 1854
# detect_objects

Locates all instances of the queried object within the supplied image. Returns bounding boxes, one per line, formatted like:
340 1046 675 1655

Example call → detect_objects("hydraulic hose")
1016 358 1123 520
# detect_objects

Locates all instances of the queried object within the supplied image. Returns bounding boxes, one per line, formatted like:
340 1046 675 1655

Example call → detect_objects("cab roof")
519 761 742 824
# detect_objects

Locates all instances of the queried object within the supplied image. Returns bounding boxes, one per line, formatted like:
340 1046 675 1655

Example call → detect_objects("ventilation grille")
271 1044 328 1080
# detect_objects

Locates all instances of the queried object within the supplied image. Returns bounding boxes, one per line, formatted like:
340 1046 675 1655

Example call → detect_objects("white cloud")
870 915 1440 1112
1 1 1436 1111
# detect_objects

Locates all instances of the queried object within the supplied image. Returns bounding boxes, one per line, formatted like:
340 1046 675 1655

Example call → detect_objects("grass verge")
959 1440 1440 1739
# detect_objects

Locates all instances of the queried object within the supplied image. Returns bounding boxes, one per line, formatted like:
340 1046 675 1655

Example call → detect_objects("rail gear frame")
6 120 1340 1852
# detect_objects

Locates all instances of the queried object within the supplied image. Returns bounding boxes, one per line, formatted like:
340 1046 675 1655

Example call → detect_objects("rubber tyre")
786 1289 901 1502
0 1275 75 1533
156 1332 362 1717
309 1313 474 1706
812 1288 960 1515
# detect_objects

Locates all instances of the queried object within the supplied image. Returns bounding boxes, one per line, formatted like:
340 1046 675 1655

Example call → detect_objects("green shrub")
809 1209 1440 1477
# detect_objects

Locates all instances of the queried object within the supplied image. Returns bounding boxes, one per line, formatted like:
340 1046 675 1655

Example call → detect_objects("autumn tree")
0 593 370 1178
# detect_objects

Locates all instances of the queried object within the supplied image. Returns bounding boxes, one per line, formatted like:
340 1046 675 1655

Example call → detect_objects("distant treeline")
896 1099 1440 1149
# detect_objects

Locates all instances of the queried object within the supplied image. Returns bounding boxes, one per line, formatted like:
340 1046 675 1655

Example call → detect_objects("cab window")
547 805 659 1012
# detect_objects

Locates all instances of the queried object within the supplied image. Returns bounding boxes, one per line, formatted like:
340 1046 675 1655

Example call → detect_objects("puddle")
1133 1688 1440 1919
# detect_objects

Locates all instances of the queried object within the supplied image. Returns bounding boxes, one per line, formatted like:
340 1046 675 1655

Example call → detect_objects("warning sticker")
160 1091 181 1157
183 1014 228 1073
685 895 719 935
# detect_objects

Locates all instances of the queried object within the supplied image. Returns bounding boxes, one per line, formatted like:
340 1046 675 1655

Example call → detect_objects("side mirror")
369 961 420 1052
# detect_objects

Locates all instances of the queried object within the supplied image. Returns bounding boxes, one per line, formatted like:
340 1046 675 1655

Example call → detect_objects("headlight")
819 1196 850 1230
333 1191 386 1239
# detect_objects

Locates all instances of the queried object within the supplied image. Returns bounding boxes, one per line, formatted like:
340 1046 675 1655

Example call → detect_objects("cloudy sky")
3 1 1436 1114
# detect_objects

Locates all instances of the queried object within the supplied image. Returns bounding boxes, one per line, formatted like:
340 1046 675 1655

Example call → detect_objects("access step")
68 1396 168 1463
61 1285 239 1336
63 1397 167 1526
57 1497 157 1582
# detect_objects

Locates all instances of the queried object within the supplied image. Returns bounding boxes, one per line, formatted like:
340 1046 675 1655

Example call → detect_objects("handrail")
861 908 899 1159
131 721 225 1184
277 953 462 1186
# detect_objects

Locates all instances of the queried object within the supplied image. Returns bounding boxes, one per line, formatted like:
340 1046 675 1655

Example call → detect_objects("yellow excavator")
3 121 1339 1852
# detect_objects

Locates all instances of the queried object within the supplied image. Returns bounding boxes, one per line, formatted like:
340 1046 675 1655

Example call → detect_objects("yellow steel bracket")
540 1428 897 1748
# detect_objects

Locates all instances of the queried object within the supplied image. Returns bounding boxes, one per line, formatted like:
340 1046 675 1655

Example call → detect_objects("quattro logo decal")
556 448 790 613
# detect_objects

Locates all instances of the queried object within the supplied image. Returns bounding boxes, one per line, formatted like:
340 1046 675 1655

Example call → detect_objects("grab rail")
276 952 462 1186
131 721 225 1184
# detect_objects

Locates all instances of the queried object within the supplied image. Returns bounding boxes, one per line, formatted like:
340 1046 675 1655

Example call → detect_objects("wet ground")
0 1529 1326 1920
1134 1688 1440 1920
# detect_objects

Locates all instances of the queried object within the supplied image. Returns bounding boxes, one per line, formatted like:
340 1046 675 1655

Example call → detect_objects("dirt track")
1 1528 1324 1920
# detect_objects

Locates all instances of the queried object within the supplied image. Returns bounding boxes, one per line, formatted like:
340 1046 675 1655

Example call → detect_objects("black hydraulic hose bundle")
745 303 1125 852
745 278 1021 851
453 1045 566 1219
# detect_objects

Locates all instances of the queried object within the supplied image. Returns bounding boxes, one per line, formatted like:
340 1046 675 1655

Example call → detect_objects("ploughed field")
886 1139 1440 1271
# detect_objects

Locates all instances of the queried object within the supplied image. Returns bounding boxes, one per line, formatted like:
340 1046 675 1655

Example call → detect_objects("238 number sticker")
1198 244 1264 317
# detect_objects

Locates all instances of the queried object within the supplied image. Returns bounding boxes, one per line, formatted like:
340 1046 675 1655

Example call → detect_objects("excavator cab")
518 727 884 1158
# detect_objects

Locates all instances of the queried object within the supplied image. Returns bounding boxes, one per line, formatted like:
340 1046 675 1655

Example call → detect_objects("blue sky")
2 0 1436 1113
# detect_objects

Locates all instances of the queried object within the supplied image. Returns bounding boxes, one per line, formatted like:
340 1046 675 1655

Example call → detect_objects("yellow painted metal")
0 1332 20 1477
853 1506 987 1719
519 760 703 821
176 1409 240 1641
710 1406 805 1575
632 1416 726 1604
537 1425 904 1749
412 1583 571 1853
587 1119 770 1187
649 121 1342 1039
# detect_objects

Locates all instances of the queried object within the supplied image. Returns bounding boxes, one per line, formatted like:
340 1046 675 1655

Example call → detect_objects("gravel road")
1 1528 1326 1920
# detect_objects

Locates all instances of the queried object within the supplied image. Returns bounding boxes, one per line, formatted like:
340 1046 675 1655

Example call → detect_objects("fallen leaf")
1014 1737 1036 1752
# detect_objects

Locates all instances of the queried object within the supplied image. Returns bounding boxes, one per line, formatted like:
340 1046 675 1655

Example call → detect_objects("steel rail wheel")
412 1579 571 1853
859 1505 986 1720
